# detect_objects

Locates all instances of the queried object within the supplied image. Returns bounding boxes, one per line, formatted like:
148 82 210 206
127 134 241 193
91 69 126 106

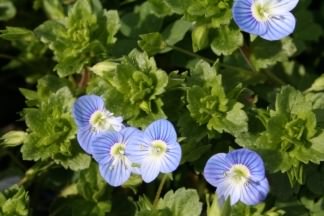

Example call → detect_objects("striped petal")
99 159 132 187
226 149 265 182
141 156 161 183
216 178 241 205
204 153 232 187
233 0 267 35
125 131 148 164
91 131 119 164
267 0 299 13
145 119 177 143
73 95 105 128
261 12 296 41
240 178 269 205
160 141 181 173
77 126 99 154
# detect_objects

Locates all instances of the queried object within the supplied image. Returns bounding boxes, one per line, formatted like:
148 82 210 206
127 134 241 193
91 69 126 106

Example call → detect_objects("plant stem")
169 45 215 64
152 174 168 209
239 47 286 85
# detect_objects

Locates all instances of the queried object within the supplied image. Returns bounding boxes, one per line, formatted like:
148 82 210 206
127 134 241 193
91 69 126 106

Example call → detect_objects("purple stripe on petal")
145 119 177 143
204 153 232 187
77 126 99 154
99 159 131 187
141 156 161 183
73 95 105 128
91 131 119 164
261 12 296 40
241 178 269 205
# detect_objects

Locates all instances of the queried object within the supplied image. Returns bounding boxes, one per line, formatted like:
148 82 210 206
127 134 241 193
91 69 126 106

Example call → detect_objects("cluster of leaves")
0 0 324 215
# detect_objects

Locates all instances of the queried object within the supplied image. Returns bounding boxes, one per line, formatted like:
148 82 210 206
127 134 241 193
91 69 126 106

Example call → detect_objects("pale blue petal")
261 12 296 41
121 127 142 145
216 178 241 205
233 0 267 35
91 132 119 164
99 159 131 187
267 0 299 13
204 153 232 187
72 95 105 128
141 156 161 183
240 178 269 205
125 131 149 164
145 119 177 143
227 149 265 181
160 142 181 173
77 126 99 154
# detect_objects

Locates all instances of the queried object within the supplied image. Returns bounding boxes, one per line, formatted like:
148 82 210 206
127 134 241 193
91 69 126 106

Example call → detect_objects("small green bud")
192 24 209 52
90 61 117 77
1 131 27 147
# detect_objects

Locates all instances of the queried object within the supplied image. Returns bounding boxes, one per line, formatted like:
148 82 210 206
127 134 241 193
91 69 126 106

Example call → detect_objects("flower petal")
233 0 267 35
120 127 141 145
99 159 131 187
203 153 232 187
72 95 105 128
267 0 299 13
260 12 296 41
240 178 269 205
216 178 241 205
145 119 177 143
226 149 266 181
141 156 161 183
77 126 99 154
125 131 148 164
160 142 181 173
91 131 119 164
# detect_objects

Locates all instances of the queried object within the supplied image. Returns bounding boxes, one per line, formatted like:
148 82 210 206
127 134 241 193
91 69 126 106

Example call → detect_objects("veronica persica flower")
91 127 141 186
72 95 124 154
232 0 298 40
126 119 182 183
204 149 269 205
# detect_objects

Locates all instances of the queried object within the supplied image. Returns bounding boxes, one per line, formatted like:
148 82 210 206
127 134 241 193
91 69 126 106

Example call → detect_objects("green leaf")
20 83 90 171
211 26 243 56
250 37 297 71
157 187 202 216
0 185 29 216
34 0 120 76
186 61 247 135
0 1 16 21
162 19 192 46
237 86 324 185
88 49 168 127
138 33 168 56
76 162 107 202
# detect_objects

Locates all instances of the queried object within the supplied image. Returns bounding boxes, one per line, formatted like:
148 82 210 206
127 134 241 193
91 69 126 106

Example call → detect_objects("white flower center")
151 140 167 157
225 164 251 185
111 143 126 157
109 143 130 170
90 110 121 132
251 1 271 22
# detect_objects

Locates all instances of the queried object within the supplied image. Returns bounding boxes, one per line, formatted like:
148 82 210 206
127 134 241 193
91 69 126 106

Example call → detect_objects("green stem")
239 47 286 85
168 45 215 64
239 47 257 73
152 174 168 209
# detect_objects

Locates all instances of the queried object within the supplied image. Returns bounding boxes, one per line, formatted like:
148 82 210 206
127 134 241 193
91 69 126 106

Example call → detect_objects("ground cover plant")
0 0 324 215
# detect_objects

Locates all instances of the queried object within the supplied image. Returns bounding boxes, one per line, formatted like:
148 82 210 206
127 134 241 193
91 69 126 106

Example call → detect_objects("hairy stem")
153 174 168 209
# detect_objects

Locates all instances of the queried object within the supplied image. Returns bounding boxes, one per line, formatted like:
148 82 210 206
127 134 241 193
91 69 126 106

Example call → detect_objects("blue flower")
204 149 269 205
232 0 298 40
72 95 124 154
91 127 141 186
126 119 182 183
